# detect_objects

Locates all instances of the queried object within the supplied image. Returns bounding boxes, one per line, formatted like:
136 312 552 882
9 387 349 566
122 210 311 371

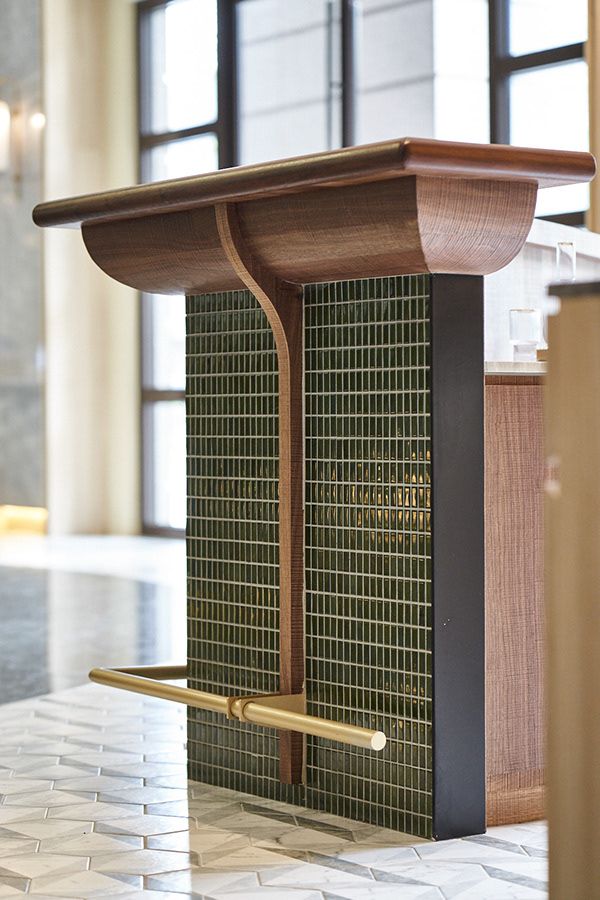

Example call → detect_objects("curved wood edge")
417 178 538 274
33 138 595 228
79 176 540 296
81 206 245 295
215 202 305 786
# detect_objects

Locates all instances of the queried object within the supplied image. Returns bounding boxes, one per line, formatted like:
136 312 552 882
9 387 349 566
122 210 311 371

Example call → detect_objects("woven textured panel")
186 277 433 835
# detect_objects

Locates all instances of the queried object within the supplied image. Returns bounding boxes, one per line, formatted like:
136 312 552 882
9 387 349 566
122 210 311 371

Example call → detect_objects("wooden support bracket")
215 202 305 784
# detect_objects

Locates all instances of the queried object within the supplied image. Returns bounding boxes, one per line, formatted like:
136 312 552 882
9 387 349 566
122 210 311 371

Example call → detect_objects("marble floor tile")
0 778 53 795
99 788 188 806
0 807 47 826
145 832 191 853
116 894 195 900
328 844 421 867
28 868 142 896
0 882 32 898
443 881 546 899
323 889 442 900
212 891 323 900
53 776 144 792
151 869 260 894
0 894 74 900
0 851 88 878
0 564 550 900
253 826 356 853
39 832 143 856
144 775 188 791
91 849 195 875
0 682 550 898
145 801 192 819
0 836 39 857
5 764 100 780
55 753 144 768
96 816 192 837
105 766 185 782
0 819 94 841
3 790 97 808
47 802 145 821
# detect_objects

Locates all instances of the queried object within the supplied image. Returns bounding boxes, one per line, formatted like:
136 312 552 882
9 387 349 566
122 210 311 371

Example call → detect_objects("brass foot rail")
89 665 386 752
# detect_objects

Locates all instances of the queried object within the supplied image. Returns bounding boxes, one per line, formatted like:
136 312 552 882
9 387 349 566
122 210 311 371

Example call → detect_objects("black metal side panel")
430 274 486 840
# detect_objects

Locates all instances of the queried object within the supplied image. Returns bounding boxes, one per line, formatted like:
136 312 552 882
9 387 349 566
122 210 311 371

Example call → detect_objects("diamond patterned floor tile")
0 779 53 796
0 684 548 898
0 836 39 858
39 832 142 856
95 816 191 837
27 869 139 896
91 849 195 875
0 852 88 878
0 820 94 841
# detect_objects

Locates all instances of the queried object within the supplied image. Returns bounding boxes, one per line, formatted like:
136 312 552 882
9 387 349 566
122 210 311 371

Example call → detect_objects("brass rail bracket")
227 692 306 722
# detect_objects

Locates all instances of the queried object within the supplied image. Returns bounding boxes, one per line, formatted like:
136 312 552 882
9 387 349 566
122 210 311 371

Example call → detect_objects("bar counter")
34 137 595 840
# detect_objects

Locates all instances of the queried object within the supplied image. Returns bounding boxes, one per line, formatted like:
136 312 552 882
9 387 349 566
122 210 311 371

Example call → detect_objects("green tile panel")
187 275 433 836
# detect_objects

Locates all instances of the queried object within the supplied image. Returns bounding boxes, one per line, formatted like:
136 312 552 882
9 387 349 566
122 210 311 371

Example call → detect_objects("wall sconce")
0 100 10 173
0 99 45 187
30 112 46 131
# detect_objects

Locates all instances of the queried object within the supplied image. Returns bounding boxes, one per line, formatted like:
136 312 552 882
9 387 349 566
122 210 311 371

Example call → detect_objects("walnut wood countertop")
32 138 596 293
33 137 595 229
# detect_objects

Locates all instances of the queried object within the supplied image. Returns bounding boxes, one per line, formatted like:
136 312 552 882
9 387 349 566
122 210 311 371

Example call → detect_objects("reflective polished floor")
0 537 186 703
0 537 548 898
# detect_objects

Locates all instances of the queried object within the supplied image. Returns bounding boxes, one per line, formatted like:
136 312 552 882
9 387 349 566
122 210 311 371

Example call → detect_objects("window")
139 0 587 534
489 0 589 223
138 0 235 534
236 0 362 164
137 0 356 534
236 0 343 164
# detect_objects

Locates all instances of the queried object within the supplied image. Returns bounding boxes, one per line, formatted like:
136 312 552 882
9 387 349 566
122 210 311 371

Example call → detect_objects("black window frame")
137 0 358 536
489 0 587 225
138 0 238 537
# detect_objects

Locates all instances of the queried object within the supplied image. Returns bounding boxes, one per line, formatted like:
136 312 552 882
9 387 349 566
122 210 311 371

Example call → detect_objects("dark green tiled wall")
186 290 301 804
303 277 432 835
187 276 433 836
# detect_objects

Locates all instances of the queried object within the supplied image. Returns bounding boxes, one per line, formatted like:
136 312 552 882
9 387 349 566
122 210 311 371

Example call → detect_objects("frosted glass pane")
146 401 186 530
238 0 340 164
509 0 587 57
510 60 589 215
356 0 434 142
146 0 218 133
143 294 185 391
148 133 219 181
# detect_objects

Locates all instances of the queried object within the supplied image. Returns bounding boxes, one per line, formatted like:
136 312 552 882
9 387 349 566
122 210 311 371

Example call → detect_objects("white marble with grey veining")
0 684 548 899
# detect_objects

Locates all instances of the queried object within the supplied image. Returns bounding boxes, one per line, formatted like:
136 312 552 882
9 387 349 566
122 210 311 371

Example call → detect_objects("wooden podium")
34 137 595 839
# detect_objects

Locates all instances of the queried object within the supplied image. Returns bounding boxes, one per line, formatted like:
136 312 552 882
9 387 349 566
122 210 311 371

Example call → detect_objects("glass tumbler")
509 308 543 362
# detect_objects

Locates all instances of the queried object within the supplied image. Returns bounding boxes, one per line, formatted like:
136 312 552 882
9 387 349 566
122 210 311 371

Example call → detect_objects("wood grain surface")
416 178 536 275
484 378 545 825
33 137 595 228
215 202 305 785
81 175 537 295
81 206 246 295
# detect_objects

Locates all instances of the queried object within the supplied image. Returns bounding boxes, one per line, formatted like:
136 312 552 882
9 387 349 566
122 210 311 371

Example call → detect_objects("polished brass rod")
89 666 386 752
238 700 386 751
89 667 228 714
114 664 189 680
